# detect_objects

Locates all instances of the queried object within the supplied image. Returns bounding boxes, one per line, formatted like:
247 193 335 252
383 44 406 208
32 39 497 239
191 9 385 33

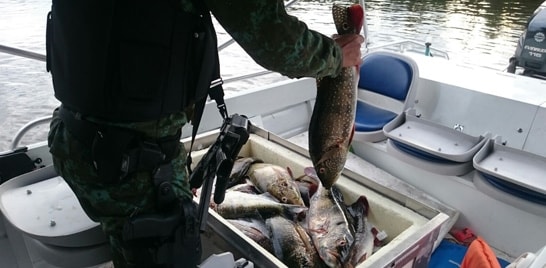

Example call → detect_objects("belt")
59 105 100 148
59 106 182 176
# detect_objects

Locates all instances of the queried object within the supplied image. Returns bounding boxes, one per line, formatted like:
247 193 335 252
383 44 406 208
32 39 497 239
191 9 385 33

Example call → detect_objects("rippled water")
0 0 543 151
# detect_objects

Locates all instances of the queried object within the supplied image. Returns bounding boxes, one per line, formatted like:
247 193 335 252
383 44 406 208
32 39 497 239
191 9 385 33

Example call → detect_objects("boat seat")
353 50 419 142
383 110 490 176
473 137 546 217
0 165 111 267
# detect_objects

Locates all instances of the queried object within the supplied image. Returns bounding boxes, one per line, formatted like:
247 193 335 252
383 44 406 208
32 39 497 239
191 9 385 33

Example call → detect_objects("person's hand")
334 34 365 67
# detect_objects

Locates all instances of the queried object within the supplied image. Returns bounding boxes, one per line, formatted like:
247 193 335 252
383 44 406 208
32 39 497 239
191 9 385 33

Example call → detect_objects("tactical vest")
46 0 220 122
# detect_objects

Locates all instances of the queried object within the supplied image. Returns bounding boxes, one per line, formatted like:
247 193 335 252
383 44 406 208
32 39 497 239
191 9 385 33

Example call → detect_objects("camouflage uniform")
48 0 343 267
48 109 191 267
205 0 343 78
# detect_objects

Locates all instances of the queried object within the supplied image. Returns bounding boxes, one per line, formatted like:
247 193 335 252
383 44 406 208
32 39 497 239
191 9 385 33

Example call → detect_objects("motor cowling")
511 3 546 76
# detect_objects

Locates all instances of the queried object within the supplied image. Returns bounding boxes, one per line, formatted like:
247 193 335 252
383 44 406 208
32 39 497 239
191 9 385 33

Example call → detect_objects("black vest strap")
185 5 228 175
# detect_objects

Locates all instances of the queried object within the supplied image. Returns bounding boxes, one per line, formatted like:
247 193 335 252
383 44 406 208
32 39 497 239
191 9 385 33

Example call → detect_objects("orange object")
460 237 501 268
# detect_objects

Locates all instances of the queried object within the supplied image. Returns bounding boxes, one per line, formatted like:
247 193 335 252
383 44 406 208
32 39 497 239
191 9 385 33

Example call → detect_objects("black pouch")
0 148 36 183
91 127 138 183
122 199 201 267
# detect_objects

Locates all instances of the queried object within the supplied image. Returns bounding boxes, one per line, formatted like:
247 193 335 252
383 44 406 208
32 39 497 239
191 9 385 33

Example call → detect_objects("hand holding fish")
334 34 365 67
309 3 364 189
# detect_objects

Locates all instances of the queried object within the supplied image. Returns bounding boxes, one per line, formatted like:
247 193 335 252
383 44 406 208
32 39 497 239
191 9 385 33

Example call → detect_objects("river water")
0 0 543 151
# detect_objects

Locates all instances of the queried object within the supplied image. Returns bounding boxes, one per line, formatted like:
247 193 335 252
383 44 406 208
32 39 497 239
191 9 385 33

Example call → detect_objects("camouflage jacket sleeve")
205 0 343 79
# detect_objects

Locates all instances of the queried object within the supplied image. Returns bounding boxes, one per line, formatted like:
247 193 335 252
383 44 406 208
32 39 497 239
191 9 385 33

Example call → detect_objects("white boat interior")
1 27 546 268
174 49 546 266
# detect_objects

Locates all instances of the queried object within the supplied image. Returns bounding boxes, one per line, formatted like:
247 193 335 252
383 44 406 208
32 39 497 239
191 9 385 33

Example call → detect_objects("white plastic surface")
474 137 546 195
199 252 254 268
1 175 97 238
384 110 489 163
506 245 546 268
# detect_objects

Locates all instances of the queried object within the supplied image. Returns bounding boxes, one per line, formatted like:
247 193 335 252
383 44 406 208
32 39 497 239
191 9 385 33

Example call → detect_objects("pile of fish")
204 157 384 268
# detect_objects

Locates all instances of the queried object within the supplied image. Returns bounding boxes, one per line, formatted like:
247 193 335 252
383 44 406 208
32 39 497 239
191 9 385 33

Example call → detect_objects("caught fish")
213 190 305 219
228 157 263 188
308 3 364 189
293 167 321 207
347 196 375 266
267 216 326 268
247 163 305 206
228 181 261 194
228 217 274 253
307 184 355 268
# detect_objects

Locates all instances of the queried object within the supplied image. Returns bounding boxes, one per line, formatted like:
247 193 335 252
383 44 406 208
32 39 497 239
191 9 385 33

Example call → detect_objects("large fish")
213 190 305 219
247 163 306 206
308 3 364 189
267 216 326 268
346 196 375 266
307 185 355 268
227 157 263 188
228 217 274 253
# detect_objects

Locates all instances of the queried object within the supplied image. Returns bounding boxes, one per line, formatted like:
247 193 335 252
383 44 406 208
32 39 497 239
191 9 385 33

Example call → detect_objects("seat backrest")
358 51 419 107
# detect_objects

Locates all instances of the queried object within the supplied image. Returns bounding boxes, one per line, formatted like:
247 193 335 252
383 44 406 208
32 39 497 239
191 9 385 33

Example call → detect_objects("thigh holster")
122 199 202 267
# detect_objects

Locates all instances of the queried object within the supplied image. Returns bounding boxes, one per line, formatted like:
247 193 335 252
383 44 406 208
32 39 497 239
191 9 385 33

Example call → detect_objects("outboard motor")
508 2 546 79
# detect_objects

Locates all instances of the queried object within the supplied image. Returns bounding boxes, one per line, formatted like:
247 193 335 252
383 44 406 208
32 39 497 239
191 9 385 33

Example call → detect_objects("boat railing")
2 36 449 150
0 44 46 62
367 39 450 60
0 43 284 150
9 116 52 150
0 44 52 150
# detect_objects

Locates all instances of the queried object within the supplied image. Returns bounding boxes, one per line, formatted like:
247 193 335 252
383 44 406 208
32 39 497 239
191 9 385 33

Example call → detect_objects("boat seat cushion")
480 172 546 205
358 53 414 101
355 100 397 132
390 140 459 164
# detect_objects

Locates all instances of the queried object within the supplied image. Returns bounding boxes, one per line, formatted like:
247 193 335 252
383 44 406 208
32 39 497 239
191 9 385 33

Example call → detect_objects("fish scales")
347 196 375 266
213 191 304 219
309 3 364 189
267 216 325 268
247 163 305 206
228 218 274 253
307 185 355 268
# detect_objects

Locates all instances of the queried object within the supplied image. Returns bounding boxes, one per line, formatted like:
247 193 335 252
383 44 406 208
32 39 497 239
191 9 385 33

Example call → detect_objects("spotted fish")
307 185 355 268
308 3 364 189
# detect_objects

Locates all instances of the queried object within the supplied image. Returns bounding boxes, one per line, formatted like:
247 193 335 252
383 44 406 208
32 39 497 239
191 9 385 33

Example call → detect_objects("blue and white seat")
383 109 490 176
353 50 419 143
473 136 546 217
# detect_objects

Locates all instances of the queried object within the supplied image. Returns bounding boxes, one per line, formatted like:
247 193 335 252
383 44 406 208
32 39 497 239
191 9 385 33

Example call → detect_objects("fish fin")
304 167 319 181
349 124 355 145
282 205 308 221
315 144 342 167
286 166 294 178
347 195 371 221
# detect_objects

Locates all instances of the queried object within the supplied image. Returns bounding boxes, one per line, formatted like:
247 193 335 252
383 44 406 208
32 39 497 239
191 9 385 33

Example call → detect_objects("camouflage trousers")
47 108 194 267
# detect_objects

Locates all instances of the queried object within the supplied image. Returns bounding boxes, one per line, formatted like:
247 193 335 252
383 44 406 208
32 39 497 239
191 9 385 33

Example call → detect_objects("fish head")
319 236 353 268
314 157 343 189
333 3 364 35
269 179 306 207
